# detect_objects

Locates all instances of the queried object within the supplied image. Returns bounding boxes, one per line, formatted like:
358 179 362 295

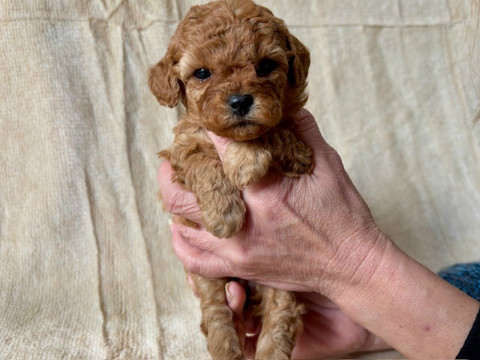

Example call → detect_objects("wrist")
316 225 390 300
322 231 480 358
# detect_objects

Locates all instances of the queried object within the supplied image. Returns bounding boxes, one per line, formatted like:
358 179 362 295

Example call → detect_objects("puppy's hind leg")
191 274 244 360
255 287 304 360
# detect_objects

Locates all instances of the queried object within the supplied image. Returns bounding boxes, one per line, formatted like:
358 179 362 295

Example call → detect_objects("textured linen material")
1 0 479 359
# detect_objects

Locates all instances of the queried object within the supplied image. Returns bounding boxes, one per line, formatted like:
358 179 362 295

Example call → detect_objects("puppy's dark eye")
193 68 211 80
256 59 278 77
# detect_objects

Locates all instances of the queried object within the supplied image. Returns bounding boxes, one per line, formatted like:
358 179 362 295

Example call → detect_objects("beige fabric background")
1 0 480 358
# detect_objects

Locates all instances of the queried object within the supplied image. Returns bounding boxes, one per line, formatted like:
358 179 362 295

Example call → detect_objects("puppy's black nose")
228 94 254 116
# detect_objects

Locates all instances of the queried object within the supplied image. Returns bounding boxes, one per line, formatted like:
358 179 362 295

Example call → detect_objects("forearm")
324 233 480 359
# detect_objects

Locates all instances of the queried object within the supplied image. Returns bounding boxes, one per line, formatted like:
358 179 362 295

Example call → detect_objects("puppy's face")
149 0 310 141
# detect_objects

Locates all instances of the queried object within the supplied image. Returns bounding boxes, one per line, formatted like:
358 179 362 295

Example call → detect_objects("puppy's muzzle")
228 94 254 117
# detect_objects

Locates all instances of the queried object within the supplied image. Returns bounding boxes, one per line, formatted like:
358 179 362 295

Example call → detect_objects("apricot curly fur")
149 1 312 359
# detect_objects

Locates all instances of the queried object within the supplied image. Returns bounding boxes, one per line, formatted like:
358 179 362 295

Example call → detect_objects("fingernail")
225 282 233 299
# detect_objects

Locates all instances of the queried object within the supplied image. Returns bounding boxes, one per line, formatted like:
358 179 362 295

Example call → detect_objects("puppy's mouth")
225 119 270 141
204 116 267 141
229 116 268 133
234 119 257 128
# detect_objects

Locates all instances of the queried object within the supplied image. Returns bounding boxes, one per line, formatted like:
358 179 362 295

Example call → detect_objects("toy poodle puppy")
149 0 312 359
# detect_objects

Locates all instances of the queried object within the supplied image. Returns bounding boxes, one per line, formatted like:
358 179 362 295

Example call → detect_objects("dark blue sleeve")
456 310 480 360
438 262 480 359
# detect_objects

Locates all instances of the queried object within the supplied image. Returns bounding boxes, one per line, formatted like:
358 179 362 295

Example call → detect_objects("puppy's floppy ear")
148 45 181 108
286 33 310 90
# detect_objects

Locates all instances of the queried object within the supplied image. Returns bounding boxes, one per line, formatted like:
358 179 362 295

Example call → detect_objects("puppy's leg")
191 274 244 360
222 141 273 189
255 286 304 360
166 134 245 238
267 129 313 178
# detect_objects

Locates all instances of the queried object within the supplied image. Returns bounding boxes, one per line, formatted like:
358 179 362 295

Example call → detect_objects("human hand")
158 109 480 359
158 109 386 296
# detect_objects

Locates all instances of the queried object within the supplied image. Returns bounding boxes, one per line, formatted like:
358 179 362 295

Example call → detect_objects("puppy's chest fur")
162 117 313 197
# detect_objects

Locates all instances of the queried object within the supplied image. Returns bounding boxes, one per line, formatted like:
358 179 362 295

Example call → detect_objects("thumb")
206 130 233 161
292 108 330 152
225 281 247 317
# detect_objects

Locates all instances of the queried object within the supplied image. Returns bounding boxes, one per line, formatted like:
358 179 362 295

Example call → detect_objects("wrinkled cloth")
1 0 480 359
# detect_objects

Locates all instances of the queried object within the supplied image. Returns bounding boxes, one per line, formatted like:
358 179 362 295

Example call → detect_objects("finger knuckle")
326 148 345 170
229 247 250 269
171 236 183 258
326 147 341 163
185 260 201 275
164 191 181 214
178 251 200 274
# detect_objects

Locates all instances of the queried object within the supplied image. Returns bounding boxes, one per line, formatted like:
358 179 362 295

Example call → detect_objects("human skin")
158 110 480 359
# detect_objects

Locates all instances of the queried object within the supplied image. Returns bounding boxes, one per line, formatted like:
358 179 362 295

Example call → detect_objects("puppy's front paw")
282 147 314 178
223 142 272 189
202 194 246 238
